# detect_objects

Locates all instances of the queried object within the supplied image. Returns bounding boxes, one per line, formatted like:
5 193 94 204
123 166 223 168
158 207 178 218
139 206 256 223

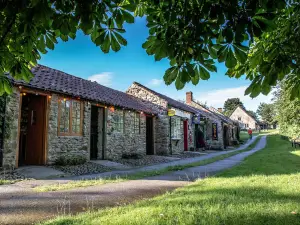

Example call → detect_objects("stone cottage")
0 65 160 169
230 106 259 130
186 92 238 149
127 82 200 154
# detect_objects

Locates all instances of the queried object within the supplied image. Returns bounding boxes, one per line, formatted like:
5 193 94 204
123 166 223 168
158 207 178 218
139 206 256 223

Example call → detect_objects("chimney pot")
186 92 193 104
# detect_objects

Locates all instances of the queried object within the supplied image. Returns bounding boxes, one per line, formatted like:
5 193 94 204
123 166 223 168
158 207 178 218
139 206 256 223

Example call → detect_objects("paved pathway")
0 136 266 225
11 136 259 189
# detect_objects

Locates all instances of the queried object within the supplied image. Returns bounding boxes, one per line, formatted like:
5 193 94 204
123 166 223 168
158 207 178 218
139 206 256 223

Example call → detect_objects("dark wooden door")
24 95 46 165
146 116 154 155
223 125 229 149
183 120 188 151
90 106 98 159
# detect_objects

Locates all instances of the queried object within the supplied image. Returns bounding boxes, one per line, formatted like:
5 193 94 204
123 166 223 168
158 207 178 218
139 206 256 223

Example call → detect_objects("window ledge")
171 138 181 140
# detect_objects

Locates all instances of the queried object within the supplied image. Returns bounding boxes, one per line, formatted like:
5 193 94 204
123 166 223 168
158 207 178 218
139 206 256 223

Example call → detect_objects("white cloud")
88 72 113 86
148 79 163 86
194 86 274 111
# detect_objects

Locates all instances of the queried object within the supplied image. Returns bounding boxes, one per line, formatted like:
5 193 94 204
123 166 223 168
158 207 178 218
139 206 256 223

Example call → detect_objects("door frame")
90 105 106 160
146 115 154 155
16 89 49 168
183 120 188 151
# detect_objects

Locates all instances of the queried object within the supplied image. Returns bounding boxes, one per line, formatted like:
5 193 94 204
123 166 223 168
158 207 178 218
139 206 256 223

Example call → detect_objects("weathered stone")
106 109 146 160
2 88 20 169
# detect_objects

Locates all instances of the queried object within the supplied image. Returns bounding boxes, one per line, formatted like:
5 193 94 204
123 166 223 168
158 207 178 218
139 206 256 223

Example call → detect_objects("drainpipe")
169 117 172 155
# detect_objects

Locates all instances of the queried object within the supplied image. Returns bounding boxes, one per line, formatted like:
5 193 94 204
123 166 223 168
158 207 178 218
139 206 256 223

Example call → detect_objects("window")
134 113 141 134
58 99 83 136
112 110 124 133
171 117 181 139
238 117 241 121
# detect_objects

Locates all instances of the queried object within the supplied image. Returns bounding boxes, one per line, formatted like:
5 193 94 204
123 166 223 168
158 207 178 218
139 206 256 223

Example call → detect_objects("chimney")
186 92 193 104
218 108 223 113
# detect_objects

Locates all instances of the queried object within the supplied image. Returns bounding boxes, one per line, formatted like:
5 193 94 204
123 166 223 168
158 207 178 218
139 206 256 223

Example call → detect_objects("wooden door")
146 116 154 155
24 95 46 165
90 106 98 159
98 108 104 159
183 120 188 151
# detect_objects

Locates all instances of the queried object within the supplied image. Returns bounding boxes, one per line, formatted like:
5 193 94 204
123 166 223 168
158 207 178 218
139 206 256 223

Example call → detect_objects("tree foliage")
223 98 244 116
256 102 275 126
228 2 300 99
0 0 295 98
273 82 300 138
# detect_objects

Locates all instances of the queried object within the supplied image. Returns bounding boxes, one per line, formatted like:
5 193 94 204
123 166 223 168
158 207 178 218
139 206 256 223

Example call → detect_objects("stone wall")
47 94 90 164
2 88 20 168
188 101 224 149
153 115 170 155
105 109 146 159
127 83 168 110
127 83 194 155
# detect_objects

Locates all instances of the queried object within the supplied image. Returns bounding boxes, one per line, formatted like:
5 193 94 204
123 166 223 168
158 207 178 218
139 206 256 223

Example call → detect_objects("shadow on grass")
42 134 300 225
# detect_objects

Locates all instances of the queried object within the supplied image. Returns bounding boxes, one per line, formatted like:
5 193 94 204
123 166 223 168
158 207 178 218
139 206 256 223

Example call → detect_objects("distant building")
230 106 259 130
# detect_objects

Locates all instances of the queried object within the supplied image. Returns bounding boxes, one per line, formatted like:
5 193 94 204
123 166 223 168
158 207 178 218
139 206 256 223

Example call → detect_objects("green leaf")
122 10 134 23
100 34 110 53
199 66 210 80
114 32 127 46
175 73 185 90
191 73 200 85
202 62 217 72
170 58 176 66
208 45 217 59
45 36 54 50
111 34 121 52
225 48 237 68
164 67 178 85
95 32 106 46
217 46 228 63
188 47 193 54
115 10 124 29
185 63 195 77
3 79 12 94
233 45 247 63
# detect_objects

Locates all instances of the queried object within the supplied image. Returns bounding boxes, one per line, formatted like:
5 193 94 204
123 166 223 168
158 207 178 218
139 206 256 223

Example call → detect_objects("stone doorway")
18 93 46 166
90 106 105 160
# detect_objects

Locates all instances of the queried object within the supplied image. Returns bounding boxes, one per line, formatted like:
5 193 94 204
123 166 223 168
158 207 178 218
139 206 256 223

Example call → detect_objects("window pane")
59 100 70 133
71 101 81 134
113 110 124 133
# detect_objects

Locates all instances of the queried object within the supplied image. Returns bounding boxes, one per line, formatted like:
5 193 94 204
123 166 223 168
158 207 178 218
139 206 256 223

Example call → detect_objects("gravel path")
114 155 178 167
51 162 111 176
0 136 266 225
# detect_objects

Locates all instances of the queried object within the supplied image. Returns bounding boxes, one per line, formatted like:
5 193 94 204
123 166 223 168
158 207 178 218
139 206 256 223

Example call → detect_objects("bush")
55 155 87 166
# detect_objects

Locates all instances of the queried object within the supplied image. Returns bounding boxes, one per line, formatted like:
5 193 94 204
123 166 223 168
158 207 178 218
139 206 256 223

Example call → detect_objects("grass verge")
35 136 262 192
41 134 300 225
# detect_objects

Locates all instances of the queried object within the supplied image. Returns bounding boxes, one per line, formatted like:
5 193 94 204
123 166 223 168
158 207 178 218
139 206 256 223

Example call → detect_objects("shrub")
55 155 87 166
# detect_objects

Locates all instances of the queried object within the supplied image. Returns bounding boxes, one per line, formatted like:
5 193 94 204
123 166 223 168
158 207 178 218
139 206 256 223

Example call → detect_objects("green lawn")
35 137 261 192
42 134 300 225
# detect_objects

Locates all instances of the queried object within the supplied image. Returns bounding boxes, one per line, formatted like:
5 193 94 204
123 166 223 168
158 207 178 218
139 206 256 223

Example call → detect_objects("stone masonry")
106 109 146 159
2 88 21 168
47 94 91 164
186 92 224 150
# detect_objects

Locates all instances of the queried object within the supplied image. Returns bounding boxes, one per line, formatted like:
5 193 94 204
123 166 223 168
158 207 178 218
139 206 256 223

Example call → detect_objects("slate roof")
11 65 159 114
209 107 235 124
132 82 198 114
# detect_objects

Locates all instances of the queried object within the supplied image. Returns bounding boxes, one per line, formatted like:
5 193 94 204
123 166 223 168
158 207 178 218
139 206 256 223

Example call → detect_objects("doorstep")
15 166 65 179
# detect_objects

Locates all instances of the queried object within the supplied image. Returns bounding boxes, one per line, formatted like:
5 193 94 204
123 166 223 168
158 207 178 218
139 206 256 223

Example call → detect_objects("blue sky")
39 17 272 111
